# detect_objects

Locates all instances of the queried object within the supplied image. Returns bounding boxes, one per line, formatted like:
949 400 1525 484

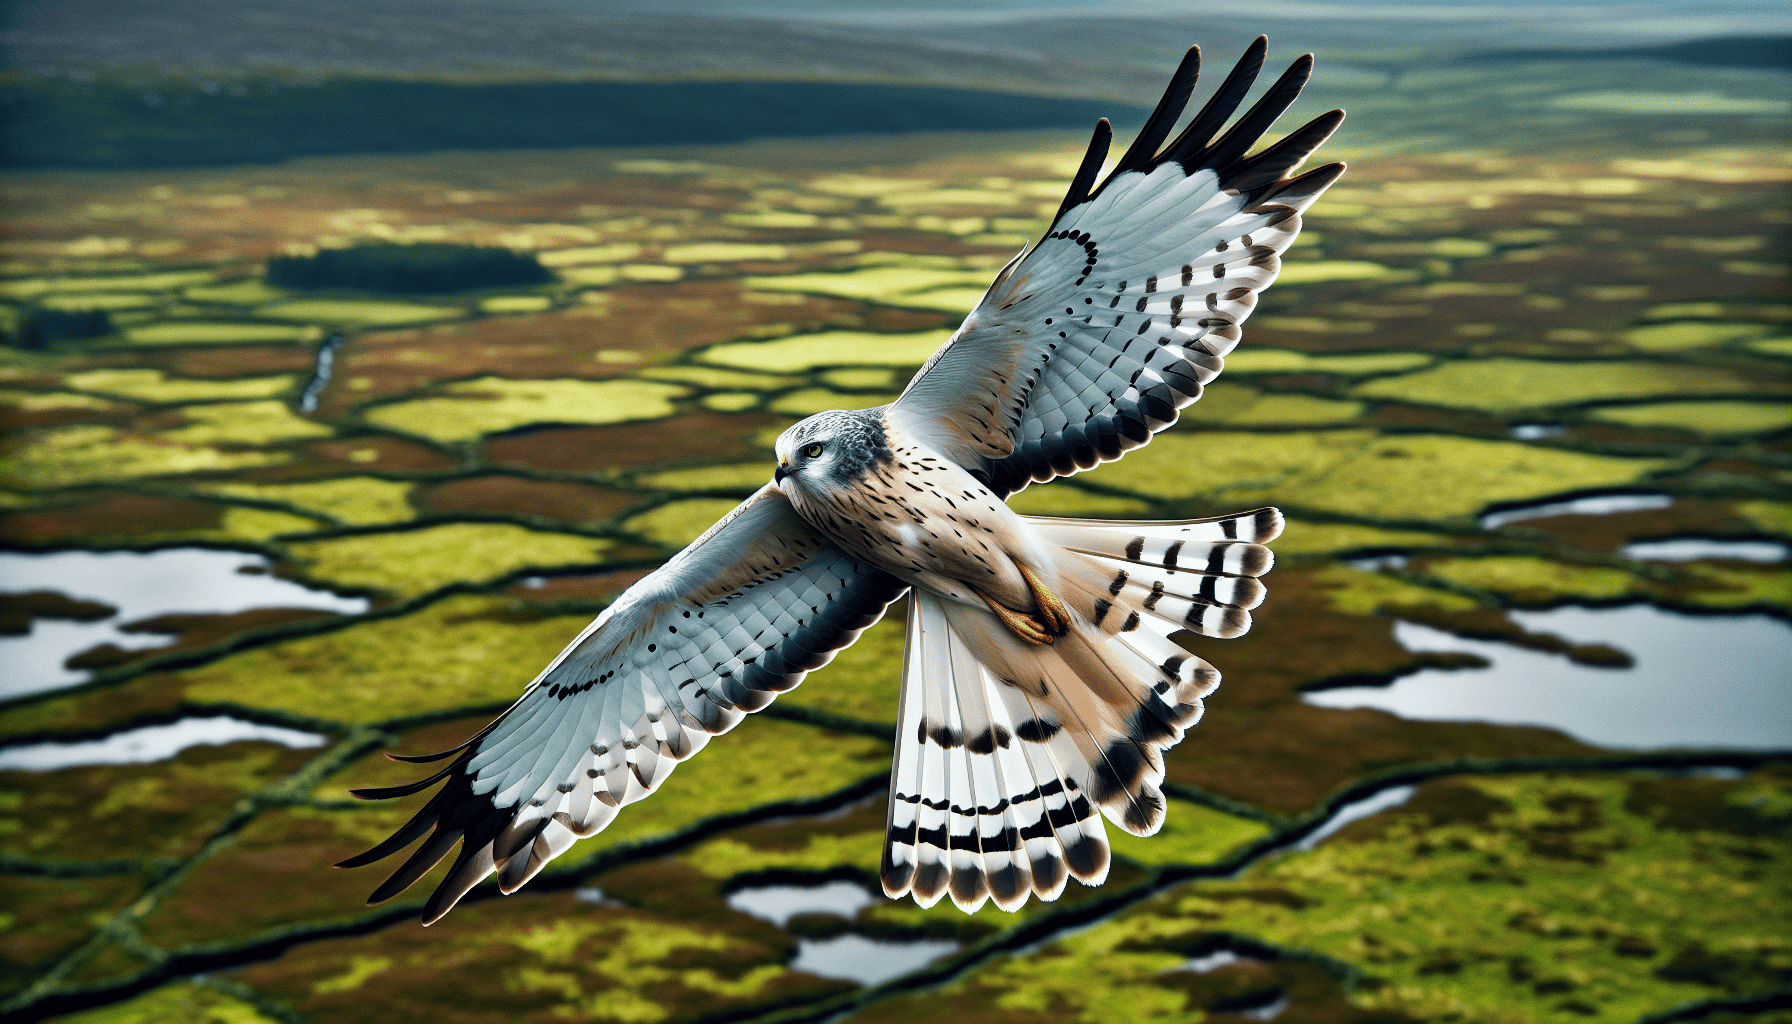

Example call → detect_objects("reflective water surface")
0 715 326 771
0 548 368 698
1306 605 1792 749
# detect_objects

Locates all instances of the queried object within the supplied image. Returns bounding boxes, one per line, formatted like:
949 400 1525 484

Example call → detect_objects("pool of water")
1622 538 1789 563
1294 785 1417 851
0 548 368 699
725 881 958 986
725 881 874 926
1480 493 1672 530
0 715 327 771
1305 605 1792 749
791 933 960 986
1508 423 1566 440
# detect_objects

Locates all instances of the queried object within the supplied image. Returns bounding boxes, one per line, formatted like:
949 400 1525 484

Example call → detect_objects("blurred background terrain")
0 1 1788 1022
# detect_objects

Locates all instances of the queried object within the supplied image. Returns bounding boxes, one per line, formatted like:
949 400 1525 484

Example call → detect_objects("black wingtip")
385 746 466 764
1112 45 1201 175
1051 117 1113 224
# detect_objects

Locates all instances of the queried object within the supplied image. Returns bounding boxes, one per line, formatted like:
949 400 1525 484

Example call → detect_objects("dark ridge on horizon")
1459 34 1792 72
0 77 1145 170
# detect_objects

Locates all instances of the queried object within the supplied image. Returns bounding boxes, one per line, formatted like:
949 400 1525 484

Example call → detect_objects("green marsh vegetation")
1 50 1789 1024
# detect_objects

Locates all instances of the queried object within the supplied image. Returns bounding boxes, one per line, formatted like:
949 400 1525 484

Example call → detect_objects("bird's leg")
1018 563 1073 638
974 587 1054 645
973 564 1072 646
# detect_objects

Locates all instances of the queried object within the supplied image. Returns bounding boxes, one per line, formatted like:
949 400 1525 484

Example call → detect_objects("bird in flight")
341 37 1344 923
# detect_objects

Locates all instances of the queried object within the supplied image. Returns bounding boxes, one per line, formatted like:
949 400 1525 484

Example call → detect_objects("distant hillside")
0 77 1142 169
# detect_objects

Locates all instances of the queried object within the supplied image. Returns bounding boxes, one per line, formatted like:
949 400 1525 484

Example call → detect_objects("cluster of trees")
7 307 114 349
266 243 553 293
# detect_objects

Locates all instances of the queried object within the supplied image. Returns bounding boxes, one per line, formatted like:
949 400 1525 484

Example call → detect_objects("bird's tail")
881 507 1281 912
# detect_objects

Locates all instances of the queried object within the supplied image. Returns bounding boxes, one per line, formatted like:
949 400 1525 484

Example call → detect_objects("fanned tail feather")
880 507 1279 911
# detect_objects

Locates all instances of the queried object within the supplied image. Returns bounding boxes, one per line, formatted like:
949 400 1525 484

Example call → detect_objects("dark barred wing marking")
340 486 906 924
889 39 1345 497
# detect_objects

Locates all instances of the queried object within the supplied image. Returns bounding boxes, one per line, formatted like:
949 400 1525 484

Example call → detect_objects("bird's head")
773 408 891 496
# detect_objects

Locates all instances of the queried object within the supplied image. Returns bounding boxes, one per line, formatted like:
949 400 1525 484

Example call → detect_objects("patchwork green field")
0 104 1789 1024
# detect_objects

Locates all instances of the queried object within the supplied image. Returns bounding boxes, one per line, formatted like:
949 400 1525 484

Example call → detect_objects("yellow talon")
976 587 1055 645
1018 563 1073 637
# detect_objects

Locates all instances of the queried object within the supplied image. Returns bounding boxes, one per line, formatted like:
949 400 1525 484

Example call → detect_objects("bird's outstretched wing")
888 38 1345 497
340 485 906 923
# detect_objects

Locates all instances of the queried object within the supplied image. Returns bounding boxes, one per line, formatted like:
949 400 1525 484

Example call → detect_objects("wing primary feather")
1112 46 1201 175
1051 118 1114 224
1229 108 1344 193
1198 53 1315 172
366 825 464 904
1260 160 1349 209
349 762 459 800
1162 35 1267 167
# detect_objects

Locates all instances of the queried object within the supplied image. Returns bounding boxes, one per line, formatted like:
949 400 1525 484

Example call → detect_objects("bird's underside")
338 36 1344 923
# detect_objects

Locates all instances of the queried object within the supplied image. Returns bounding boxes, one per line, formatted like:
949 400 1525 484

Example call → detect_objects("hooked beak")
774 460 788 484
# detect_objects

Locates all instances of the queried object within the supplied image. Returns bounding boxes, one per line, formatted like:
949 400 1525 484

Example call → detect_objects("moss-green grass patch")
1309 562 1479 616
1622 320 1779 352
178 594 596 722
819 368 898 390
0 425 288 488
1107 799 1272 866
700 392 760 412
1354 358 1773 413
0 739 319 863
0 389 125 412
0 271 214 299
1224 349 1431 376
159 400 333 445
556 265 618 287
663 242 791 263
47 982 288 1024
624 498 745 547
257 300 465 326
477 294 553 314
121 321 317 345
35 291 160 312
1149 771 1792 1023
594 717 892 849
67 368 297 402
680 806 885 880
210 505 327 540
363 377 686 443
198 477 414 525
1080 430 1672 523
698 329 951 373
635 464 771 492
1182 382 1364 425
1423 555 1641 603
1589 401 1791 436
742 265 990 308
1274 260 1411 285
1737 501 1792 537
1274 520 1458 556
182 278 291 305
637 365 797 391
285 522 611 597
769 387 897 415
537 243 643 266
1005 484 1154 517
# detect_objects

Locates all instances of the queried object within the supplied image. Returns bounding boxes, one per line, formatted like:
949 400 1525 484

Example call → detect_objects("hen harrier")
343 38 1344 922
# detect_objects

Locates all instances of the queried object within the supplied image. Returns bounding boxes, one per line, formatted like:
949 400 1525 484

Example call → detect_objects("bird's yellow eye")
802 442 824 458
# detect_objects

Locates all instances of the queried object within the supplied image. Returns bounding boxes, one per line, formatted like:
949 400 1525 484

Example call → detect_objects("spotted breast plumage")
341 38 1345 922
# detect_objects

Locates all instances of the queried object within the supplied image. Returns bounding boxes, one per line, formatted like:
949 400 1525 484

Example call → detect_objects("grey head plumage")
773 406 892 493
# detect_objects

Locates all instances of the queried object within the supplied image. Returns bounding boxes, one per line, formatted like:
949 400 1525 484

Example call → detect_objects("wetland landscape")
0 2 1788 1021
